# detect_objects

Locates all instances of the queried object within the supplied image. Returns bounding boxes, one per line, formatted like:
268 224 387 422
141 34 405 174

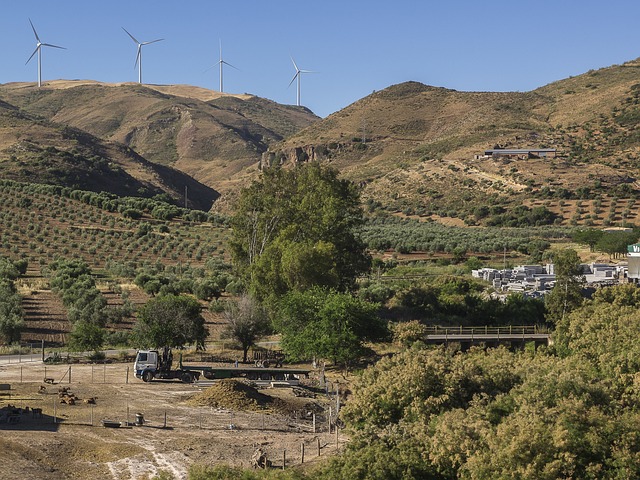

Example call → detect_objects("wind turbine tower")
122 27 163 84
26 19 66 88
217 40 237 93
288 57 313 107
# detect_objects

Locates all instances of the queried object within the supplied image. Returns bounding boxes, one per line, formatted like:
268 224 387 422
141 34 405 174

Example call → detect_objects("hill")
267 59 640 225
0 94 218 210
0 81 319 195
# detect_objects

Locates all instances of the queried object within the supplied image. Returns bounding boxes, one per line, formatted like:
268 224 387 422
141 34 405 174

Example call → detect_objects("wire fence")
6 364 133 384
0 343 44 364
2 397 342 468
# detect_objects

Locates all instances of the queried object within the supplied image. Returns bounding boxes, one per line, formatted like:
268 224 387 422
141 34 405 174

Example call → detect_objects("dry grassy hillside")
269 60 640 224
0 81 318 193
0 98 218 210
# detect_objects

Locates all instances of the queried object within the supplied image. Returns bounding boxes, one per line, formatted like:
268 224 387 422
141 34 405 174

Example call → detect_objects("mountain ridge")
3 60 640 225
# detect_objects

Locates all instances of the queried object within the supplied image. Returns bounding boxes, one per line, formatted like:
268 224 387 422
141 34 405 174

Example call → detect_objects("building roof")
484 148 556 154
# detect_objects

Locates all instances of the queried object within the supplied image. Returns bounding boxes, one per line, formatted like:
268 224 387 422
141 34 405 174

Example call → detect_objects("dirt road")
0 362 340 479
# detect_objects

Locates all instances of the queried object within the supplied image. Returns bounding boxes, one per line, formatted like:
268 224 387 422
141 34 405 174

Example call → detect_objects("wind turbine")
122 27 163 84
26 19 66 88
216 40 238 93
288 57 314 107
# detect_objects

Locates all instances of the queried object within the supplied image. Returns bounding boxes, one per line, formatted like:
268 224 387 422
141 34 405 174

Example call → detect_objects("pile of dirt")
187 379 279 412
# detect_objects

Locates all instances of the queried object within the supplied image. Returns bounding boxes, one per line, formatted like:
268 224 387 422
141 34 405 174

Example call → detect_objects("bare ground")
0 362 342 480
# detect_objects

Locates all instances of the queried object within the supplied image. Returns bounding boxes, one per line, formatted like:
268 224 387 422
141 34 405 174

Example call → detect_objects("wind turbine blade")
288 72 299 88
122 27 139 44
25 46 39 65
222 60 239 70
142 38 164 45
203 64 216 73
41 43 66 50
28 19 41 42
290 56 299 72
134 46 141 68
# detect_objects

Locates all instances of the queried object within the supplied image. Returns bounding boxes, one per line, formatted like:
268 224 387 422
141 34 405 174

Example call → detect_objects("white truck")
134 347 204 383
134 347 311 384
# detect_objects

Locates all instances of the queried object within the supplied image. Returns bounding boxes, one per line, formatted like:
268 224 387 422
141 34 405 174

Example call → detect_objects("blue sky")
2 0 640 118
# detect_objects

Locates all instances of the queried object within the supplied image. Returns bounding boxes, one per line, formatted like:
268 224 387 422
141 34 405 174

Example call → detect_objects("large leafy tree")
0 279 24 344
69 320 105 352
230 162 370 302
545 248 585 324
133 294 207 349
221 295 271 363
595 230 638 260
274 287 387 366
572 228 604 253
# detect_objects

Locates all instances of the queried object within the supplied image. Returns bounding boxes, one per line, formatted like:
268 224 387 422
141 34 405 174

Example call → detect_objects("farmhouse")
481 148 557 159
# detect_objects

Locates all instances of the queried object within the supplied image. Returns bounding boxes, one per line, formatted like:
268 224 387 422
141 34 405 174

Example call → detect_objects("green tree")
596 230 638 259
274 287 387 366
545 249 585 324
221 295 270 363
0 258 20 280
230 163 370 302
134 294 207 349
69 320 105 352
0 279 24 344
572 228 604 253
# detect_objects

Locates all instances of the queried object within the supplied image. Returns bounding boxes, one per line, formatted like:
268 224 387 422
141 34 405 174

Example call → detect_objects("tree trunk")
243 346 249 363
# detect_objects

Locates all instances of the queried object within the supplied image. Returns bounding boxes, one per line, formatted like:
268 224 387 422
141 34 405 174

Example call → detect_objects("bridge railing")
424 325 548 336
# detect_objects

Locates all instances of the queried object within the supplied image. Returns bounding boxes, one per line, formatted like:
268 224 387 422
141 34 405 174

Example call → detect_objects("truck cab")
134 350 160 382
134 347 196 383
134 350 158 381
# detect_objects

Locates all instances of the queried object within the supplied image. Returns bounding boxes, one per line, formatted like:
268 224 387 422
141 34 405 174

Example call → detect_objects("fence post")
103 363 106 383
69 366 71 384
282 450 286 470
317 437 321 456
301 443 305 464
126 366 129 384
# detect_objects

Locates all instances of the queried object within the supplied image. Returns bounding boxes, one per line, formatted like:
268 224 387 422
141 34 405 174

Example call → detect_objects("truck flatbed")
134 349 311 383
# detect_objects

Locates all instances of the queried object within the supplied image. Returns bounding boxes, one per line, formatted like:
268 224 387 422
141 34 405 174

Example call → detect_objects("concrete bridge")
424 325 552 350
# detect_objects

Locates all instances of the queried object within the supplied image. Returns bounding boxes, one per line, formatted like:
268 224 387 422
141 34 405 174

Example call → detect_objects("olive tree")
133 294 207 350
221 295 270 363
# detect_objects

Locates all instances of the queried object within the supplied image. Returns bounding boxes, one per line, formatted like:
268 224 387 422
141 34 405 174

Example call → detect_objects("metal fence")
0 343 45 364
5 364 133 384
423 325 547 335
